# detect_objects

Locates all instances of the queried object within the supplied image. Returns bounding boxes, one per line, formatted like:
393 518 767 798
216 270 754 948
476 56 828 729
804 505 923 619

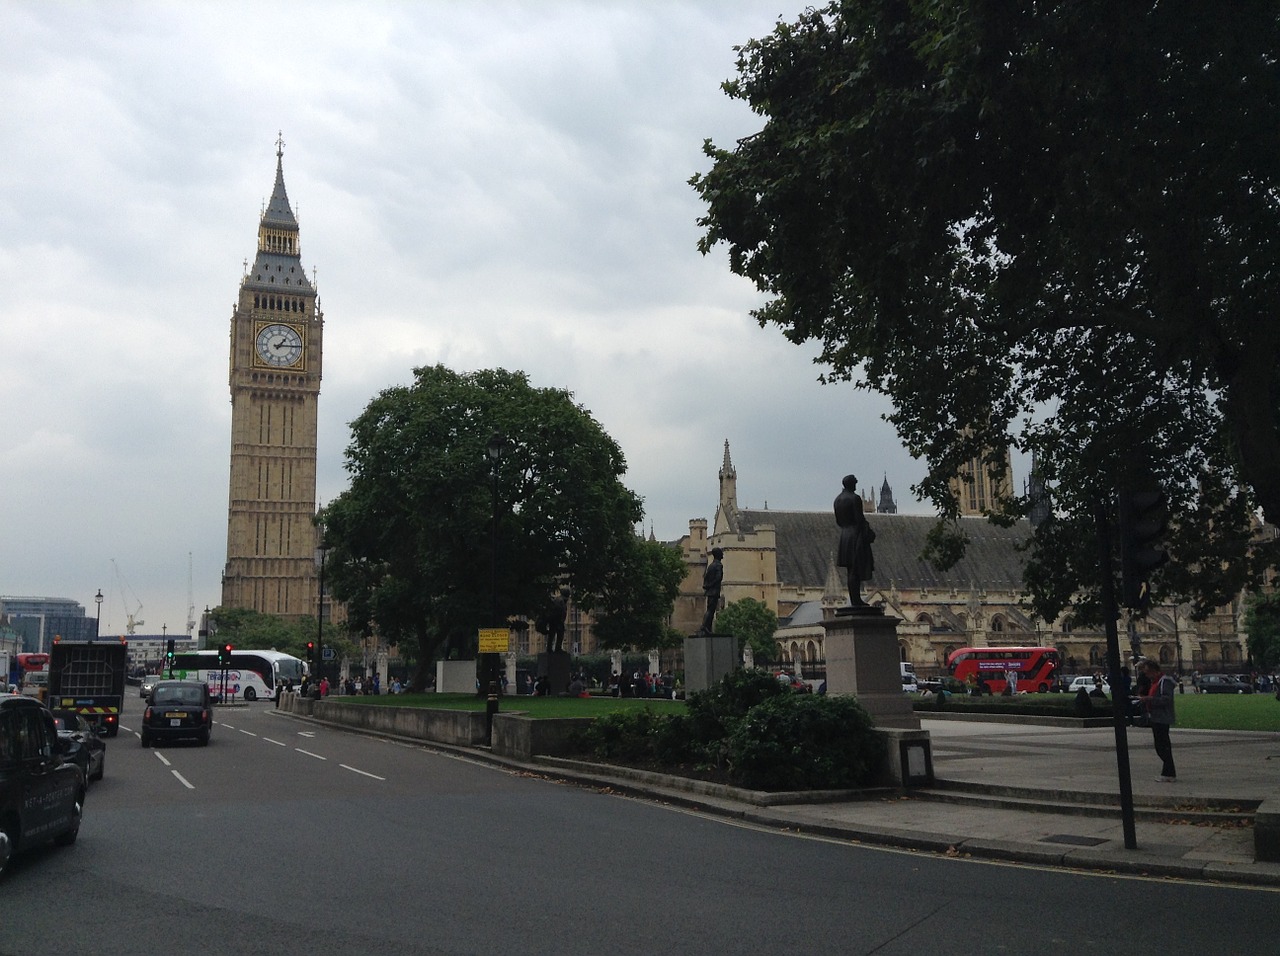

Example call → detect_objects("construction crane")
111 559 144 635
186 552 196 637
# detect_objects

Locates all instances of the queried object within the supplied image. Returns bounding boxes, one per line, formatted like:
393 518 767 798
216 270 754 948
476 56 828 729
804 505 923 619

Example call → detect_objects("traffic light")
218 643 233 666
306 641 315 667
165 638 175 663
1118 478 1169 610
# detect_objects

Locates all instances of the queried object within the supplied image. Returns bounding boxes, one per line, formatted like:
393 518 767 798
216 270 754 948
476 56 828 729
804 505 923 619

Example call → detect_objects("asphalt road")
4 697 1278 956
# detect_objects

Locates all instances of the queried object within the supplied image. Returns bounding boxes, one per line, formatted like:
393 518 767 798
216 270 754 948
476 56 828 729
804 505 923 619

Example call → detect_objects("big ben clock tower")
221 135 323 619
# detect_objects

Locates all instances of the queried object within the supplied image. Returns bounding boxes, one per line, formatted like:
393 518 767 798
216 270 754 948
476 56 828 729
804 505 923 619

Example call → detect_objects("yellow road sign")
478 628 509 653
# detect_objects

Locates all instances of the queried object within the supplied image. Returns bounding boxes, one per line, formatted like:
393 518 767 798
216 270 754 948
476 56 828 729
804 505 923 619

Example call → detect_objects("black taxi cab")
140 680 212 747
0 693 85 879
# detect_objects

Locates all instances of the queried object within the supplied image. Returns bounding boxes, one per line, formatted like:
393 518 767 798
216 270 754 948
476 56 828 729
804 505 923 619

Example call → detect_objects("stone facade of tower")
221 141 324 620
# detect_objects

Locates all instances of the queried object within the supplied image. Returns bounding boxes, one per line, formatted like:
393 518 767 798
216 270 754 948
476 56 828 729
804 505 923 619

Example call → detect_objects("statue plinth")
683 632 738 694
834 605 885 617
821 612 919 729
538 650 572 696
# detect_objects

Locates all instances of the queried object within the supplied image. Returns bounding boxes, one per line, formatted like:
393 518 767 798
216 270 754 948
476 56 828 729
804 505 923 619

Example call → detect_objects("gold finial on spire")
275 130 285 158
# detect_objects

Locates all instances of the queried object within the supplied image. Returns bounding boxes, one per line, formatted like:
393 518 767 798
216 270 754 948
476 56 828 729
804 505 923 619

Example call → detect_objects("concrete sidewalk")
525 717 1280 888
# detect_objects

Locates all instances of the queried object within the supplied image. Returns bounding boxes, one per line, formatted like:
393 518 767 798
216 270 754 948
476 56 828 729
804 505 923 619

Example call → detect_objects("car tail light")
201 709 210 723
144 706 153 721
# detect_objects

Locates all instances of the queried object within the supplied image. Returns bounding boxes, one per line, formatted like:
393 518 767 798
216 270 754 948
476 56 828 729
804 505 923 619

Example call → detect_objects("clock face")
255 323 304 367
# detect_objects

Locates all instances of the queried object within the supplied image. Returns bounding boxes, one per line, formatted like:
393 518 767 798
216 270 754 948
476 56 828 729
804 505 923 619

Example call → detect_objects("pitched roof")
736 509 1030 591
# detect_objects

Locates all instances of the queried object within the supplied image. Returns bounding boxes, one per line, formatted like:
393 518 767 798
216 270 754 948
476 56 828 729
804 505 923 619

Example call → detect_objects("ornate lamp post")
94 589 103 639
314 513 327 691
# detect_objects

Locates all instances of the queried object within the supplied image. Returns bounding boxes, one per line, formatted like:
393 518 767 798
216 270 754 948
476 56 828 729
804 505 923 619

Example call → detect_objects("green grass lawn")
328 689 1280 730
1163 692 1280 732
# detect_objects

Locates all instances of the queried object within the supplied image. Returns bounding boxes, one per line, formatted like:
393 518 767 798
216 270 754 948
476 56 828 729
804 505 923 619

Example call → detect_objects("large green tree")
715 597 780 664
322 365 657 686
1244 591 1280 672
588 537 688 651
692 1 1280 621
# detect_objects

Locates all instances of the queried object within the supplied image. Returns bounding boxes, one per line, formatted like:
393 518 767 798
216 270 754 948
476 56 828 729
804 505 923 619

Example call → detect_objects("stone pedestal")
683 633 738 694
538 650 572 695
436 659 476 693
821 610 919 729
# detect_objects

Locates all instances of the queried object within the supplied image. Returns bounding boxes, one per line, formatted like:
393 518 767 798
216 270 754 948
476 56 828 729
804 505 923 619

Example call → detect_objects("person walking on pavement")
1138 659 1177 781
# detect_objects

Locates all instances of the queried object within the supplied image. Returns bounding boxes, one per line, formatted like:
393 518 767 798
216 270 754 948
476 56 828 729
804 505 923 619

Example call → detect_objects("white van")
900 662 918 693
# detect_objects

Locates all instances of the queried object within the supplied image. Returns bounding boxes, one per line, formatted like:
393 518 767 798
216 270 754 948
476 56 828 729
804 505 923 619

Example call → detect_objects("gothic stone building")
671 443 1248 679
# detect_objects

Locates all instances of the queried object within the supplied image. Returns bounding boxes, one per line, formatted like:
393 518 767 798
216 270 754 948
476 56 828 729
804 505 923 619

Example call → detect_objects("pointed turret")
262 135 298 229
714 440 740 534
877 473 898 514
1027 452 1052 528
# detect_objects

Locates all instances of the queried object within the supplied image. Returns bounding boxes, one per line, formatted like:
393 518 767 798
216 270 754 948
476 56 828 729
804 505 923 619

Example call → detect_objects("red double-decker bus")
15 652 50 700
946 646 1061 694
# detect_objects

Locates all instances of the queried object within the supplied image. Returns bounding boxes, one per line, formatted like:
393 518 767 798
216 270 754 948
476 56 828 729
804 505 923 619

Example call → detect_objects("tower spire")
714 439 740 534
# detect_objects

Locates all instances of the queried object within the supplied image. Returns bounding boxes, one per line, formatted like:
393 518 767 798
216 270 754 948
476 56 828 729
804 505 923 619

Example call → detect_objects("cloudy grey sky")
1 1 964 638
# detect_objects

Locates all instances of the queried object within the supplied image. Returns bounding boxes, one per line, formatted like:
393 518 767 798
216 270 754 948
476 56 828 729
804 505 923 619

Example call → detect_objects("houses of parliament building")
669 442 1252 679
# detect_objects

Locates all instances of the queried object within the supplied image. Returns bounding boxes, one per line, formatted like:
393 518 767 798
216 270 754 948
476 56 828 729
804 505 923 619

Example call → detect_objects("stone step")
915 779 1258 825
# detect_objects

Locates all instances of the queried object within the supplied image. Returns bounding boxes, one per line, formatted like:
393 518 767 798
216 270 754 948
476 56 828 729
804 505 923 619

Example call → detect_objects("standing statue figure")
834 475 876 608
545 587 569 654
699 547 724 635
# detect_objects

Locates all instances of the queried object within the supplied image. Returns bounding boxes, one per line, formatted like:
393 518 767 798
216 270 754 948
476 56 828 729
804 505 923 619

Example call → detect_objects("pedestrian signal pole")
1096 498 1138 850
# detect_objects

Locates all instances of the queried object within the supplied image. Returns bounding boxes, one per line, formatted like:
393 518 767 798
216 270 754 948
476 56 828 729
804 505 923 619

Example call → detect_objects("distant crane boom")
111 559 144 635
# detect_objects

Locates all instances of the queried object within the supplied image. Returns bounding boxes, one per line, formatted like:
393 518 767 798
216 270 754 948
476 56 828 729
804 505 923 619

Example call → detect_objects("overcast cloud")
1 1 954 638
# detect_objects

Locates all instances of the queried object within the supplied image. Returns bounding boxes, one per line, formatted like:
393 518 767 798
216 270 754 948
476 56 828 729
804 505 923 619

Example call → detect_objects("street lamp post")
94 589 103 639
485 433 505 702
314 514 327 696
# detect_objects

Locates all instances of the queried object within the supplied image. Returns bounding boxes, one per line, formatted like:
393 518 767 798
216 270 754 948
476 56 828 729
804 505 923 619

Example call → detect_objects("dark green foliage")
685 668 787 741
322 365 678 686
715 598 781 664
576 669 885 791
1244 592 1280 671
589 538 688 651
727 694 885 791
573 709 696 765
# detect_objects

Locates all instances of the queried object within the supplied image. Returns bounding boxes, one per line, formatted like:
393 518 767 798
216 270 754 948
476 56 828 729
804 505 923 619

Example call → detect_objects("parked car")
50 710 106 785
1197 673 1254 694
1066 675 1111 696
139 681 213 747
0 693 85 878
139 674 163 699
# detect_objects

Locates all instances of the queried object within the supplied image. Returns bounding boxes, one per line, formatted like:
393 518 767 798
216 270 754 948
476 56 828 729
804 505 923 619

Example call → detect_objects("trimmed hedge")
573 669 885 791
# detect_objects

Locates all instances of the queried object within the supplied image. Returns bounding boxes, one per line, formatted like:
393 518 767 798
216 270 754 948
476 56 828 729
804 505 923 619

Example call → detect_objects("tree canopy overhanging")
691 0 1280 620
321 365 674 685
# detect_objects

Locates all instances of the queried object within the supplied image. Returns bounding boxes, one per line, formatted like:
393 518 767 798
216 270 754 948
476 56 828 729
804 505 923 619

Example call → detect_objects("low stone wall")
280 693 489 746
491 714 595 761
1256 799 1280 863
